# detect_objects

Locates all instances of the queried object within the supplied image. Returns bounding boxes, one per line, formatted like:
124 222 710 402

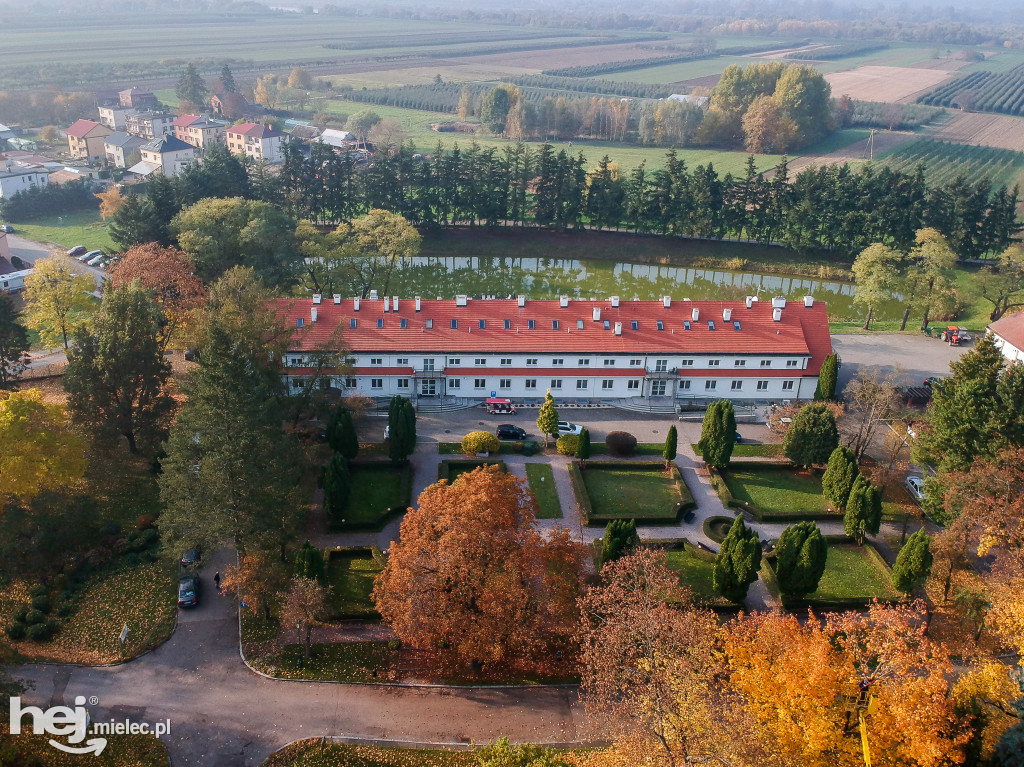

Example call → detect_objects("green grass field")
722 467 828 515
809 543 900 603
581 465 682 520
662 545 729 605
8 210 115 252
325 551 382 618
693 443 783 458
525 463 562 519
341 463 411 527
876 139 1024 192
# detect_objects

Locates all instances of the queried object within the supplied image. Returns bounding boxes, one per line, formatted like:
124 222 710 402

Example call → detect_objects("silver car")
86 251 107 266
905 476 926 504
556 421 583 436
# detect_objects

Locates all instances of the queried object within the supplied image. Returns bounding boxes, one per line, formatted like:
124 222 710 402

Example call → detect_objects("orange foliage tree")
373 466 586 679
221 549 287 622
107 243 206 352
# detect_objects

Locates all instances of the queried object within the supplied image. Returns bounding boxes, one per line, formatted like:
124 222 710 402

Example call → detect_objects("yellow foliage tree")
22 256 97 349
95 185 123 220
0 389 87 503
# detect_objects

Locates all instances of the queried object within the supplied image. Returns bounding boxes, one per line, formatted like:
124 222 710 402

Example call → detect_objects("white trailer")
1 268 33 293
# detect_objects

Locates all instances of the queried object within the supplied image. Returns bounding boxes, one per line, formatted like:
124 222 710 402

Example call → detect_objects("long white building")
276 294 833 404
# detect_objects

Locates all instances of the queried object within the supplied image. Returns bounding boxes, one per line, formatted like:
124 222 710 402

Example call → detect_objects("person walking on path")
214 572 221 592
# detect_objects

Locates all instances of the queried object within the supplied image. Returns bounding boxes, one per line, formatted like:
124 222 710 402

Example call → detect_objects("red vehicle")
940 326 969 345
485 397 516 415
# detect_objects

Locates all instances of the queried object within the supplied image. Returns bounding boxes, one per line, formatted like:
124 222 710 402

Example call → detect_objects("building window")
655 359 668 372
630 358 642 366
731 380 743 390
449 357 460 366
602 379 614 390
651 380 667 396
631 321 638 330
552 320 559 330
397 378 409 389
760 359 772 367
708 359 720 367
499 378 511 388
550 379 562 390
289 357 301 366
577 319 584 330
782 380 795 390
376 318 383 328
400 318 408 329
504 319 511 329
448 379 461 389
371 378 383 389
451 319 458 329
426 319 433 329
370 357 382 366
734 360 746 367
478 320 485 329
578 358 590 366
627 379 640 390
344 377 356 388
526 358 538 366
475 358 486 366
705 380 717 390
679 380 691 390
422 358 435 371
656 321 664 331
787 360 800 368
525 379 537 389
396 357 409 365
528 320 535 330
576 379 588 390
552 358 564 366
349 318 357 329
603 359 616 366
757 380 769 390
681 359 694 367
500 358 512 366
474 378 486 389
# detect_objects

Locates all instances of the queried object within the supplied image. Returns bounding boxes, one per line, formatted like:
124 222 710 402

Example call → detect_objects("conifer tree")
293 540 325 583
576 427 591 467
713 516 761 602
663 424 678 469
815 353 839 401
892 528 933 593
697 400 736 468
774 521 827 598
322 452 350 518
327 407 358 460
600 519 639 568
783 403 839 468
843 474 882 545
822 445 859 510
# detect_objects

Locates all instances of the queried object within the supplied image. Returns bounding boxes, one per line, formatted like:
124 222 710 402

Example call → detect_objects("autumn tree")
22 256 97 349
822 445 860 510
537 391 559 446
892 529 933 594
978 244 1024 321
903 228 957 331
742 94 797 153
221 549 286 621
843 366 903 460
783 402 839 468
366 119 405 152
107 243 207 352
0 389 87 504
63 282 174 455
279 576 330 661
774 521 827 599
579 549 756 767
95 185 123 219
343 209 421 299
287 67 312 90
843 474 882 545
0 293 29 389
697 399 736 468
475 739 569 767
852 243 900 330
373 467 586 678
714 515 761 603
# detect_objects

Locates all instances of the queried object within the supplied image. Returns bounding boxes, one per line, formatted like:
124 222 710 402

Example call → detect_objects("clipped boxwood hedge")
571 460 696 525
702 515 736 544
709 463 837 522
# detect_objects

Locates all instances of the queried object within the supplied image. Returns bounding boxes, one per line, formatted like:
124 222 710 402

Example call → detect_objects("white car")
555 421 583 436
86 252 107 266
905 476 926 504
79 249 101 262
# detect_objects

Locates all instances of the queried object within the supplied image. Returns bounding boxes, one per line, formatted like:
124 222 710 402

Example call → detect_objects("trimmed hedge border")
702 515 737 544
643 538 738 611
571 460 696 526
710 463 842 522
328 460 414 533
323 546 383 620
437 459 508 483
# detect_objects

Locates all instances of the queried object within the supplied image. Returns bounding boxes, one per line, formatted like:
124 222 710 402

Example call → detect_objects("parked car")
496 424 526 440
86 252 107 266
0 224 14 233
555 421 582 436
177 576 200 608
67 245 87 258
77 250 97 262
180 546 202 569
905 476 926 504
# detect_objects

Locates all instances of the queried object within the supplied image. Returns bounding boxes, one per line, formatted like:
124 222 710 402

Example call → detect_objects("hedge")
709 463 840 522
702 515 736 544
571 460 696 525
328 459 413 533
567 461 594 523
323 546 384 620
437 459 507 483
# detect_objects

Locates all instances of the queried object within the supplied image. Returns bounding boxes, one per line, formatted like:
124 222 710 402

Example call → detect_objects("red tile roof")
66 119 103 138
173 114 201 128
988 311 1024 351
278 298 832 371
226 122 282 139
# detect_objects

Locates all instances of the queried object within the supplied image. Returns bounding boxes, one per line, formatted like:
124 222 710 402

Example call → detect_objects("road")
5 232 107 290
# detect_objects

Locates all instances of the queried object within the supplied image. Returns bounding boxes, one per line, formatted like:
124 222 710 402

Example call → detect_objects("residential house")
290 125 323 142
275 295 833 403
98 104 138 131
103 132 146 168
210 93 250 120
172 114 228 151
225 123 284 163
47 167 98 185
119 88 159 109
125 111 175 140
988 311 1024 364
0 166 49 197
127 135 196 178
65 119 113 162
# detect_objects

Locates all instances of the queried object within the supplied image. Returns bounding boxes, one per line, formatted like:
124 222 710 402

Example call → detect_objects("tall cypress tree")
774 521 827 598
843 474 882 545
713 516 761 602
327 407 358 460
892 529 933 593
697 400 736 468
322 453 351 518
600 519 638 569
815 353 839 401
663 424 678 469
576 427 591 467
822 445 859 510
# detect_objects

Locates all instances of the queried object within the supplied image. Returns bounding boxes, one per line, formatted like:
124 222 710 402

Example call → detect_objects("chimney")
559 295 569 308
311 307 318 323
610 295 620 307
662 296 671 308
382 296 389 312
393 296 399 312
723 308 732 321
312 293 321 305
517 295 526 307
614 322 622 336
773 308 782 322
593 307 601 322
456 294 468 307
691 307 699 322
353 298 360 311
803 295 814 308
415 296 421 312
333 294 341 304
745 296 754 309
369 289 378 300
771 296 786 309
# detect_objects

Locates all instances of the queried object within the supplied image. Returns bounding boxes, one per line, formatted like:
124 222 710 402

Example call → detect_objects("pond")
383 256 903 321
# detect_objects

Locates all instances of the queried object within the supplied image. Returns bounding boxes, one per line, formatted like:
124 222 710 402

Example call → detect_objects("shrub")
57 603 76 618
136 513 158 531
369 545 388 568
45 618 61 637
294 540 326 583
14 606 28 623
26 623 52 642
605 431 637 456
323 453 351 516
521 440 540 456
122 552 143 568
387 638 401 651
511 441 525 453
600 519 639 568
30 595 50 613
774 521 828 598
29 585 48 598
6 621 26 640
557 434 580 455
892 528 933 593
783 403 839 468
462 430 500 455
25 609 46 626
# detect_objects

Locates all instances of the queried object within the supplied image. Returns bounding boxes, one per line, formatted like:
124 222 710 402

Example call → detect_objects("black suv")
496 424 527 440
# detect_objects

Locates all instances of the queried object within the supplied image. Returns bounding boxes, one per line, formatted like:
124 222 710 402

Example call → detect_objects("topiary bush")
462 430 500 455
521 440 540 456
25 609 46 626
605 431 637 457
556 434 580 455
6 621 26 640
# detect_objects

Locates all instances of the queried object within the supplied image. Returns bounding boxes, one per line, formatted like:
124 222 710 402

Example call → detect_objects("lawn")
525 463 562 519
661 544 732 607
0 732 169 766
325 549 383 618
804 543 900 605
438 459 507 483
332 461 412 530
578 462 691 523
721 466 831 519
10 209 116 252
692 443 783 458
253 640 399 682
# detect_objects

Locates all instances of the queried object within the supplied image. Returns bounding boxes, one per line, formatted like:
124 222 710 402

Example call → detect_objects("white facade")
991 332 1024 363
97 105 137 130
1 268 34 293
125 112 175 139
137 145 195 177
0 168 48 198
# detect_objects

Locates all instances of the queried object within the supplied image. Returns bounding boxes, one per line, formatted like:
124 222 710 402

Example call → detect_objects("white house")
225 123 284 163
317 128 353 149
124 111 176 140
98 104 137 131
988 311 1024 364
0 166 49 197
103 131 146 168
275 295 833 404
127 135 196 178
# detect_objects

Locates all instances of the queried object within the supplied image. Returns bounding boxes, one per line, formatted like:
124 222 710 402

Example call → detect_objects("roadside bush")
26 623 52 642
25 609 46 626
57 603 76 618
6 621 26 640
522 440 540 456
511 441 525 453
30 595 50 613
14 606 28 623
557 434 580 455
387 638 401 651
605 431 637 457
462 431 500 455
122 552 143 568
45 618 61 636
